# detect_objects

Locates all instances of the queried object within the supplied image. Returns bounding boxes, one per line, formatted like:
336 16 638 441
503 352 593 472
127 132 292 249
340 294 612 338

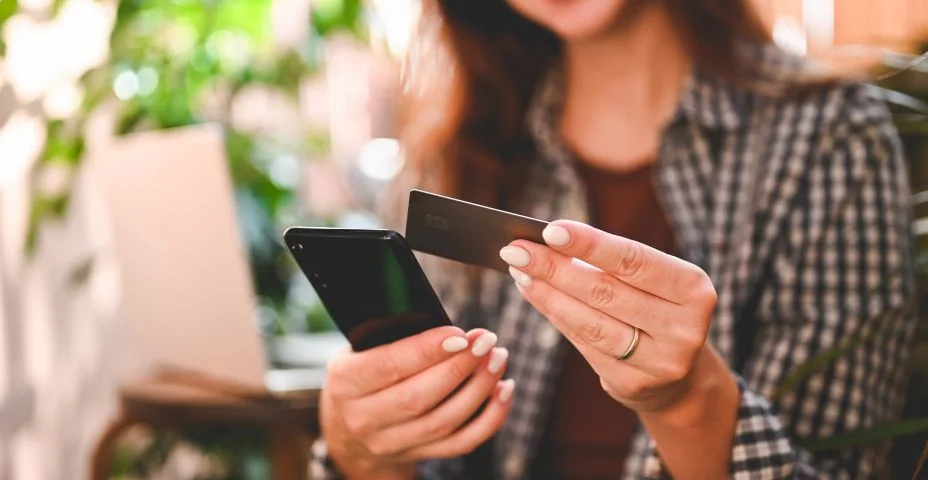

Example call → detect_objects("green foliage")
801 417 928 452
771 314 904 402
111 428 270 479
312 0 364 37
774 47 928 476
9 0 370 472
0 0 18 55
19 0 371 335
915 443 928 480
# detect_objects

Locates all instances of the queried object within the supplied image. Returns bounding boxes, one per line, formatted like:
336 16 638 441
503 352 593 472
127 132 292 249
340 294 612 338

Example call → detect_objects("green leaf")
800 417 928 452
24 193 70 256
214 0 272 44
40 120 86 166
0 0 19 56
115 102 149 135
896 114 928 135
312 0 364 37
0 0 17 27
867 85 928 114
772 314 904 400
913 441 928 480
51 0 65 16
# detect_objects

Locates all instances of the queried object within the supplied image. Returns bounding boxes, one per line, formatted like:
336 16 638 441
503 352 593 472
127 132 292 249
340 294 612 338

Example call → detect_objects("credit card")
404 189 549 272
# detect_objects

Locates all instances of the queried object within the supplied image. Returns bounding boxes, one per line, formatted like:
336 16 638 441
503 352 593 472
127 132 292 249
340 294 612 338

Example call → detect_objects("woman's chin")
547 18 620 43
507 0 628 42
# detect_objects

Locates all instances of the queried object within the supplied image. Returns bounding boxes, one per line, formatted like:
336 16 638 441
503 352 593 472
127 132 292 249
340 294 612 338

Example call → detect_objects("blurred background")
0 0 925 479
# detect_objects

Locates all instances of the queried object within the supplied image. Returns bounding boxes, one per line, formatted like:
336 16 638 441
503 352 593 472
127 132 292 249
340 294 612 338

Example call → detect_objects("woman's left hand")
500 219 720 414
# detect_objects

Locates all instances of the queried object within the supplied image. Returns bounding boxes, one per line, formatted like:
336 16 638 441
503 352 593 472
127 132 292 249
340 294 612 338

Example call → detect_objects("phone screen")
288 230 451 351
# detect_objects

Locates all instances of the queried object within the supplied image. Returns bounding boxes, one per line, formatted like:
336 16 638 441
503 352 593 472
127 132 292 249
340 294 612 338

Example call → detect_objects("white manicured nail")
471 332 498 357
543 225 571 246
488 347 509 374
508 266 533 288
497 379 515 402
442 336 469 353
499 246 531 267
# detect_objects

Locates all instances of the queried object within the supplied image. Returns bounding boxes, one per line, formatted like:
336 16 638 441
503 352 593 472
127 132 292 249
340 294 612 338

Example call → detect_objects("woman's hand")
321 327 513 479
500 219 724 414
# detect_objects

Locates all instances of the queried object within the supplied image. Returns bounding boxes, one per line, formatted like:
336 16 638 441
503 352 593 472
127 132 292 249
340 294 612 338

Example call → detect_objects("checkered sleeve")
639 84 917 479
309 437 346 480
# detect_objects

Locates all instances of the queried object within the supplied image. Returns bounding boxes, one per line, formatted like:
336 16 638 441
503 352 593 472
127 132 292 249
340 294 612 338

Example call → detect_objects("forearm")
638 346 740 480
340 462 416 480
321 432 416 480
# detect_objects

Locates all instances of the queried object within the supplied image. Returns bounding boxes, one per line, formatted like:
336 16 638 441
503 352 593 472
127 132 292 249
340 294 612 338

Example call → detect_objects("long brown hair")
392 0 773 214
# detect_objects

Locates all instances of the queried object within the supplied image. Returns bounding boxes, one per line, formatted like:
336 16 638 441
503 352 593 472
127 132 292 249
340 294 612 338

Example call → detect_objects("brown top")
533 160 677 480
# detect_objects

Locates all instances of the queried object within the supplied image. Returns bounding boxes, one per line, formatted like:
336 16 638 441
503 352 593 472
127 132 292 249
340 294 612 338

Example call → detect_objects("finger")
361 347 509 455
500 243 680 332
327 325 469 398
568 336 671 409
536 220 714 304
513 278 668 375
345 331 499 431
399 379 515 461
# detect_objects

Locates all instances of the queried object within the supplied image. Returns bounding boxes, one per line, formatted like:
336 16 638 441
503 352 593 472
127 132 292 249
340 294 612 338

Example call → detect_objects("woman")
314 0 917 479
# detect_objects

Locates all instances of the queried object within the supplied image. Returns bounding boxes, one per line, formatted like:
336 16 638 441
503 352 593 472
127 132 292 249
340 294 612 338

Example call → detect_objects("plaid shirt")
313 44 917 479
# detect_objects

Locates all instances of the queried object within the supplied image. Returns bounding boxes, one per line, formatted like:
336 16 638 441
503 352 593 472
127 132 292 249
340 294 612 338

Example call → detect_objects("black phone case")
282 227 452 351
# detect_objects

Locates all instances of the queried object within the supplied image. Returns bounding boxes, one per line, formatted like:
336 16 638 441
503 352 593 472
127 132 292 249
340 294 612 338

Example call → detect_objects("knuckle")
424 418 454 440
447 437 481 457
624 376 650 398
699 285 719 310
588 280 616 309
325 377 350 400
447 357 474 382
343 414 370 437
663 362 690 383
397 389 423 416
685 267 717 304
378 354 403 385
599 377 615 395
616 243 646 278
457 442 480 456
674 322 707 347
540 257 559 281
580 236 598 259
578 319 608 346
364 438 391 457
325 370 356 400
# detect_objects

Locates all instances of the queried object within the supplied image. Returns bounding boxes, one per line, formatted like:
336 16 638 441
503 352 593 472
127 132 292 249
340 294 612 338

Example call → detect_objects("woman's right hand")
320 326 514 479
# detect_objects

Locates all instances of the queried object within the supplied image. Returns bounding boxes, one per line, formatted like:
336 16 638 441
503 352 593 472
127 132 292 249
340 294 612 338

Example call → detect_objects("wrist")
342 460 415 480
320 405 415 480
639 346 739 430
328 446 415 480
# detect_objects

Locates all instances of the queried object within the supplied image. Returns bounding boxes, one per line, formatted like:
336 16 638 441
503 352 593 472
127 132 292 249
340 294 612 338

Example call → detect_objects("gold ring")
617 326 640 361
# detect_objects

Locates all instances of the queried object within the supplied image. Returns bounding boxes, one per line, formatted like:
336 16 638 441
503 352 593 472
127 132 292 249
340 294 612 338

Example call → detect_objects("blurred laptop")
86 123 344 394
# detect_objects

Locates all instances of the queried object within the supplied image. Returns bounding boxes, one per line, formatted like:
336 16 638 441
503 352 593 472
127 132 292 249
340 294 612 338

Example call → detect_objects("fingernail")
499 246 531 268
543 225 570 246
442 336 469 353
508 266 533 287
471 332 498 357
497 379 515 402
488 347 509 374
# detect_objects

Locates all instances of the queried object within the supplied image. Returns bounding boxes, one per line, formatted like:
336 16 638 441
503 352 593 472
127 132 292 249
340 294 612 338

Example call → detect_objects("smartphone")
283 227 453 351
